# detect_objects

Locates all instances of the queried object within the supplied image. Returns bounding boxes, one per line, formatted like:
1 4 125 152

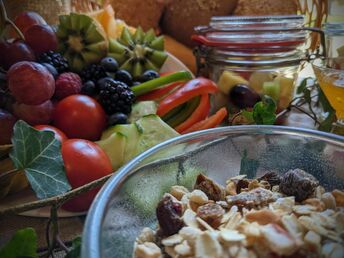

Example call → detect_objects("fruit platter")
0 2 234 218
0 0 343 257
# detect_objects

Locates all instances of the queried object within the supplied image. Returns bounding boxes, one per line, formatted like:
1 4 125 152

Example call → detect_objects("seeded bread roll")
234 0 297 15
161 0 238 47
109 0 164 31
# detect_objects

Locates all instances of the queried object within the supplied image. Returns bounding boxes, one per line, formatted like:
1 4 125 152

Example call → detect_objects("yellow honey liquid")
313 67 344 120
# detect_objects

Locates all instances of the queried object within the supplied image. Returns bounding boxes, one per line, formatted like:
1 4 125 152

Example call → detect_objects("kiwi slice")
108 27 168 78
56 13 108 72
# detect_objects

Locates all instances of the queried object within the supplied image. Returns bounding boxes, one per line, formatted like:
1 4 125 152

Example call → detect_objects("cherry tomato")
34 125 68 143
61 139 112 212
53 95 106 141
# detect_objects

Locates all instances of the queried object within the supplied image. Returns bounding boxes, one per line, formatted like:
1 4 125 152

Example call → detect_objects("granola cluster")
133 170 344 258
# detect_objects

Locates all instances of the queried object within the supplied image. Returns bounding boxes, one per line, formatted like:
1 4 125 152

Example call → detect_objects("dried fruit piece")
226 187 277 209
197 203 225 229
194 174 226 201
258 171 281 187
279 169 319 202
156 194 184 236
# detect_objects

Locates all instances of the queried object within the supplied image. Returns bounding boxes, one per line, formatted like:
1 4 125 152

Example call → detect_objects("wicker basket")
3 0 72 25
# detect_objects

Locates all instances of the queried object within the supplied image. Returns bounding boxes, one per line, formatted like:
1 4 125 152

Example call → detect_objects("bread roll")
161 0 238 47
234 0 297 15
109 0 164 30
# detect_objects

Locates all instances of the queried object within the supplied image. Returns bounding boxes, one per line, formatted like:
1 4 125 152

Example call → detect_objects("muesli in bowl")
133 170 344 258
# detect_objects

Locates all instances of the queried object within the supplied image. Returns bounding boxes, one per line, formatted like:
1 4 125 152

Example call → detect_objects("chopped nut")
260 223 297 256
245 209 280 225
189 189 209 205
322 242 344 258
269 197 295 213
248 180 261 190
228 244 240 257
220 229 246 242
195 231 223 258
279 169 319 202
310 212 336 230
174 240 192 256
315 186 326 199
226 187 277 209
281 214 304 246
271 185 280 192
170 185 189 200
196 217 214 231
293 204 317 215
137 228 156 244
334 212 344 234
134 242 162 258
197 203 225 229
332 189 344 207
183 208 199 229
194 174 226 201
179 226 202 245
304 230 321 248
321 192 337 210
298 216 329 237
226 181 237 195
224 212 242 230
302 198 325 211
161 234 183 247
164 246 177 257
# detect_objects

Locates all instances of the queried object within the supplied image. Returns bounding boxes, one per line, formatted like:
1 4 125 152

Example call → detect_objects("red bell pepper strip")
175 94 210 133
137 82 183 101
181 107 228 134
157 77 218 117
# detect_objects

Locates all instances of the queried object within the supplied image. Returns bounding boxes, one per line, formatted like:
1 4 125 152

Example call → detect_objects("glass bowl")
82 126 344 258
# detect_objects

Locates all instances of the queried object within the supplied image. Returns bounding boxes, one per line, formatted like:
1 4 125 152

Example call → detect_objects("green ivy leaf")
239 150 260 178
9 120 71 199
65 237 82 258
0 228 38 258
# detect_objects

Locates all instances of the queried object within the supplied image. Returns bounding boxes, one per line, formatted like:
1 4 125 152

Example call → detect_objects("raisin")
258 172 281 187
194 174 226 201
279 169 319 202
236 178 250 193
156 194 184 236
197 203 225 228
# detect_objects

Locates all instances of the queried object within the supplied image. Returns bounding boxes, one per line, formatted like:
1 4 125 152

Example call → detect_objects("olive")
229 84 261 109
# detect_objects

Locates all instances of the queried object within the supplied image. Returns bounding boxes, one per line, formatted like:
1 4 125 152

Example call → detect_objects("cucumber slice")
95 132 127 170
101 124 141 162
128 101 157 123
134 114 179 155
263 81 280 102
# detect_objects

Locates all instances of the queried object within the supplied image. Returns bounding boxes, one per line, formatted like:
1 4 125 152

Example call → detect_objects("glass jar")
193 15 319 114
323 22 344 58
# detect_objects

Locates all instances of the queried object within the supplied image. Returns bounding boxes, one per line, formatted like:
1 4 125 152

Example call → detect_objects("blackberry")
38 51 69 73
80 64 107 83
98 80 134 115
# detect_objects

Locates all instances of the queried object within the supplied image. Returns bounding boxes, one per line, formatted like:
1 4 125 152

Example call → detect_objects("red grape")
24 25 57 57
13 100 53 125
8 61 55 105
0 40 35 70
0 108 17 145
14 11 46 35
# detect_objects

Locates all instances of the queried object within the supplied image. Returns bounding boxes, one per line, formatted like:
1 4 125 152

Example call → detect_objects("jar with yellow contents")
193 15 324 117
